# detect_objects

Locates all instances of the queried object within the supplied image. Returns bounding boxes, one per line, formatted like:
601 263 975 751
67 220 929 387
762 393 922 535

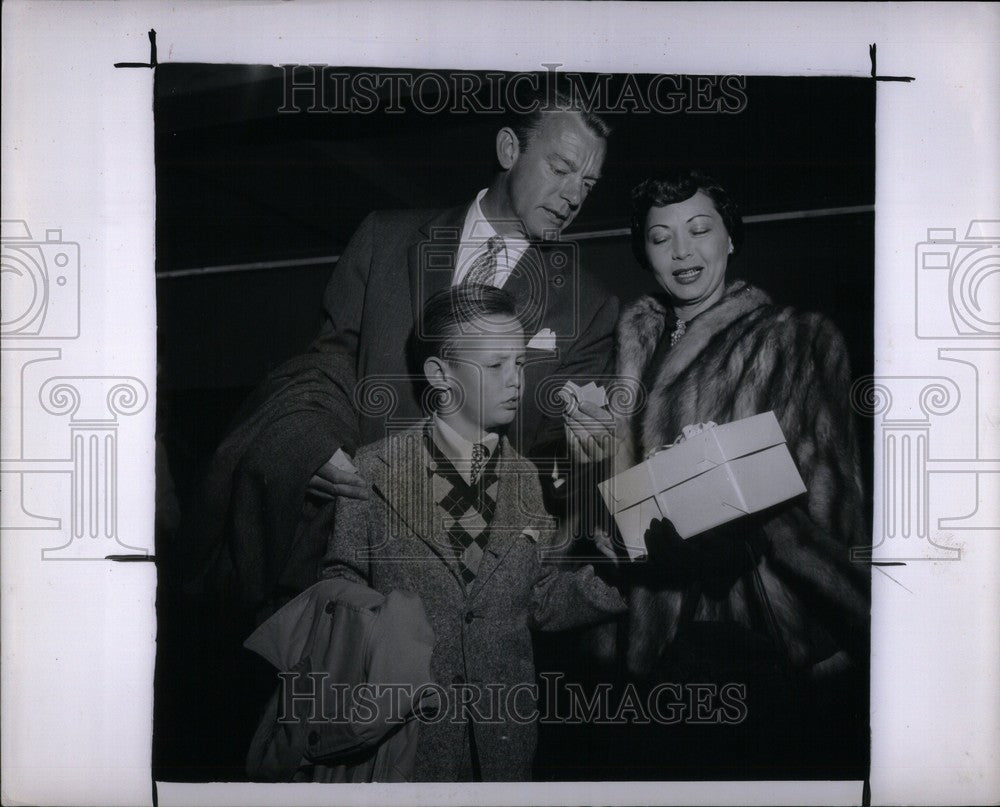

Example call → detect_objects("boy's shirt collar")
431 414 500 486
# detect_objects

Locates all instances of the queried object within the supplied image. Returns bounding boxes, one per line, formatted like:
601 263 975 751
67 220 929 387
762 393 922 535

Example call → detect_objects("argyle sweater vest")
424 431 500 587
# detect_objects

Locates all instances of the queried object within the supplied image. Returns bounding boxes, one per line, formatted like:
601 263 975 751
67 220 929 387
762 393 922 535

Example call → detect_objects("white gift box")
598 411 807 559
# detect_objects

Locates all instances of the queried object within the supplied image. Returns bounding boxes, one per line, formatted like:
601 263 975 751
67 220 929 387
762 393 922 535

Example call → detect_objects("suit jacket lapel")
503 243 545 337
468 440 525 599
407 205 467 323
504 241 576 348
371 428 465 588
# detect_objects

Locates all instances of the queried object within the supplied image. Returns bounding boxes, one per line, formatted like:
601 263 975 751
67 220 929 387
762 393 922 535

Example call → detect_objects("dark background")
154 66 874 782
156 68 874 515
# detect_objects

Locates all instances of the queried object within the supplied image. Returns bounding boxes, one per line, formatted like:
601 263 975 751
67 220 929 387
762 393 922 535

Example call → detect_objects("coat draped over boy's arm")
175 351 361 622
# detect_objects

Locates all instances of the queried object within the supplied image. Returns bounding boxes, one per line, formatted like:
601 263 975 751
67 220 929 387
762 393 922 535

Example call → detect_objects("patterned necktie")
470 443 487 484
463 235 504 287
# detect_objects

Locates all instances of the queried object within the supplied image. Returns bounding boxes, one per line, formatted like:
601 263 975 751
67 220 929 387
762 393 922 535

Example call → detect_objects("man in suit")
167 91 618 780
306 95 618 508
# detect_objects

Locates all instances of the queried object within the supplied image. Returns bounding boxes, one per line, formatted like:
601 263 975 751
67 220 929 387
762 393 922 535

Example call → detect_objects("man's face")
504 111 606 240
441 315 526 434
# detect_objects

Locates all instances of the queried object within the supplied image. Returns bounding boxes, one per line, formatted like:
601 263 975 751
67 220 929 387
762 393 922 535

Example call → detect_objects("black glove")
640 516 696 586
689 520 771 598
640 515 771 595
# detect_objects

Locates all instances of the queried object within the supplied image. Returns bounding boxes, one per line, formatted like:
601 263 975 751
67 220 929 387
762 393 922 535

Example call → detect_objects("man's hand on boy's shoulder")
307 449 370 501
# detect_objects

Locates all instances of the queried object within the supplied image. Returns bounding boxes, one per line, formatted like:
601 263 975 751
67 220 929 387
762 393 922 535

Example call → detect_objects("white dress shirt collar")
431 414 500 485
453 189 530 288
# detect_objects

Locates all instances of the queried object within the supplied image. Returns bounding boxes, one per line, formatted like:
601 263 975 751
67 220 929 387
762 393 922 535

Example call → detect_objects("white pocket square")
527 328 557 350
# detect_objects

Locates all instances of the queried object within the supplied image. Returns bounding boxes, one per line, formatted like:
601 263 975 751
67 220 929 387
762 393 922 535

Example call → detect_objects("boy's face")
440 314 526 434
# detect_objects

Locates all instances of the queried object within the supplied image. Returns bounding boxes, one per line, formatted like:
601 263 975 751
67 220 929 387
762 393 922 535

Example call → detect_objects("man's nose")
561 179 583 208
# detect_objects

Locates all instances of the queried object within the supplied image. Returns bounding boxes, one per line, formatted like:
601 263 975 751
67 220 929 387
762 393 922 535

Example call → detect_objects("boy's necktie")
470 443 487 483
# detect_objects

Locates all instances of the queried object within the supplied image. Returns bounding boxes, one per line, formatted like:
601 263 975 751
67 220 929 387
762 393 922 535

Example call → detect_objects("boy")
322 284 626 782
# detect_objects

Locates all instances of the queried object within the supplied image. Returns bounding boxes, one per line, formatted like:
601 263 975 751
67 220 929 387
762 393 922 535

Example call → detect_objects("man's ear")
495 126 520 170
423 356 450 390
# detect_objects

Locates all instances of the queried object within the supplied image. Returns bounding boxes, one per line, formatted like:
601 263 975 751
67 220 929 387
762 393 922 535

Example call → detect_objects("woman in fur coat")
576 169 872 776
605 170 870 749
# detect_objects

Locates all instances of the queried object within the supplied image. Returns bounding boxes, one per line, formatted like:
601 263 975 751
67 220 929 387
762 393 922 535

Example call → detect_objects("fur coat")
609 280 869 678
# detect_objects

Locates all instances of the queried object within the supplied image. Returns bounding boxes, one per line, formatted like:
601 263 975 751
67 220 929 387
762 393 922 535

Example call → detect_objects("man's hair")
411 284 523 371
629 168 744 272
507 77 613 151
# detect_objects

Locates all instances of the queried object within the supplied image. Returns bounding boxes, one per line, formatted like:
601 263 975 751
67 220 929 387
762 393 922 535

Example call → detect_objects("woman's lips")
672 266 703 284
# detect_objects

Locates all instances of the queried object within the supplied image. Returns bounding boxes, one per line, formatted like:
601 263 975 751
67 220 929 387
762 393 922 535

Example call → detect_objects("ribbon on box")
672 421 751 515
645 422 720 473
643 421 721 522
645 420 719 457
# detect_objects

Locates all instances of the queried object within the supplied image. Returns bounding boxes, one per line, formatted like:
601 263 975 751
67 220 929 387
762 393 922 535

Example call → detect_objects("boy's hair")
411 284 523 371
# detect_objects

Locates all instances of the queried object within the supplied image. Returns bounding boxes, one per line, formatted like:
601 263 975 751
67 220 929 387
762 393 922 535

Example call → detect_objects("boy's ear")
423 356 450 390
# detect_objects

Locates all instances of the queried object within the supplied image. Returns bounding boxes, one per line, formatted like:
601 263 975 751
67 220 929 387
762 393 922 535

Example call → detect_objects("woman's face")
644 190 733 315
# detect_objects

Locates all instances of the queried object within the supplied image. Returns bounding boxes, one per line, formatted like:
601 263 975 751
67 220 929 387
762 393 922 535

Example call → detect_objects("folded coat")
244 577 437 782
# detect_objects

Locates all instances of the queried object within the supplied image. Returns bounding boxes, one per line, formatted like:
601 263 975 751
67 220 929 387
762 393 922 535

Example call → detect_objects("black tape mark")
870 43 915 82
106 554 156 562
869 561 907 566
115 29 157 69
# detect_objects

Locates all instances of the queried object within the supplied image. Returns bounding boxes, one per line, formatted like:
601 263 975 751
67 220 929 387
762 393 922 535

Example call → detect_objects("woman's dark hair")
629 169 743 271
410 284 523 371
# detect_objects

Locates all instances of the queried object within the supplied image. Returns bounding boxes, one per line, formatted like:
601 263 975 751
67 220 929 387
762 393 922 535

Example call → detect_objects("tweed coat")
322 424 626 781
605 280 870 679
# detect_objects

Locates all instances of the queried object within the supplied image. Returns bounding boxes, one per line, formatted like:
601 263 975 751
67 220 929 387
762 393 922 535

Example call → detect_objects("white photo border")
1 2 998 805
